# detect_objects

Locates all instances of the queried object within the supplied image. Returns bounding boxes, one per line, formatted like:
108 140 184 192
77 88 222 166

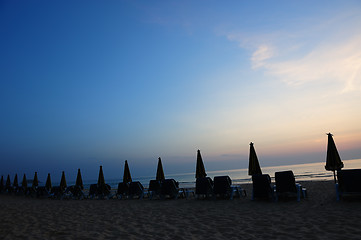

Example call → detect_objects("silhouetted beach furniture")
116 182 129 199
67 169 85 199
12 174 19 193
129 181 145 199
252 174 275 201
123 160 132 183
18 174 28 195
213 176 245 199
147 180 162 199
196 150 207 179
325 133 344 183
248 142 262 176
5 175 12 193
45 173 52 193
160 179 183 199
0 175 4 193
196 177 214 199
88 166 112 199
156 157 165 181
29 172 39 197
275 170 306 201
336 169 361 201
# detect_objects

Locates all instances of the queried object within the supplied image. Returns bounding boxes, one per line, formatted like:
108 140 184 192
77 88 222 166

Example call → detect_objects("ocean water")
79 159 361 189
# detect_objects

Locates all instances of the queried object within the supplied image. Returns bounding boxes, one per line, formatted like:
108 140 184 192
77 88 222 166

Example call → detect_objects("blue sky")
1 1 361 181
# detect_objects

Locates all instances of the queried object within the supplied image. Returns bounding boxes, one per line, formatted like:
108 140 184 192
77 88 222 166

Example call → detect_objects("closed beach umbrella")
45 173 52 191
156 157 165 181
123 160 132 183
32 172 38 187
248 142 262 176
98 166 106 186
60 171 67 191
13 174 18 187
325 133 344 183
22 174 27 188
196 149 207 178
0 175 4 189
76 168 84 190
6 175 11 189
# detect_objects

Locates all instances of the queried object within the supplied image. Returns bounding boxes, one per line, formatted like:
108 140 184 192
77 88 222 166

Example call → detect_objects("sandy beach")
1 180 361 240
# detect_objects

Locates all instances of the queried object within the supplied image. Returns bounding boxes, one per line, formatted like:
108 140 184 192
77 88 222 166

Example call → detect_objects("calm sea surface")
77 159 361 189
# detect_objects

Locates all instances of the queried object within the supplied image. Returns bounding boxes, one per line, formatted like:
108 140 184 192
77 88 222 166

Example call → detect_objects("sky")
1 0 361 182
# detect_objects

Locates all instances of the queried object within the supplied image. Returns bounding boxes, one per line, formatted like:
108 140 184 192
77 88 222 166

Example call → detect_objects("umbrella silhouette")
6 175 11 189
32 172 38 187
0 175 4 190
45 173 52 191
156 157 165 181
60 171 67 191
22 174 27 188
195 149 207 178
325 133 344 183
123 160 132 183
248 142 262 175
98 166 106 186
13 174 18 187
76 168 84 190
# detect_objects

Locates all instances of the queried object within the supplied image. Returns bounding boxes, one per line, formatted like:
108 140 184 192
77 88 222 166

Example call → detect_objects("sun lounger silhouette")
336 169 361 201
252 174 275 201
275 170 306 202
195 177 214 199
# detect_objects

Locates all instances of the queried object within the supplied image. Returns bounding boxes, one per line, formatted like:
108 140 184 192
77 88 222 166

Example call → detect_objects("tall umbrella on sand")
98 166 106 186
0 176 4 190
45 173 52 191
76 169 84 190
22 174 27 189
60 171 67 191
6 175 11 190
156 157 165 181
123 160 132 183
32 172 38 187
325 133 344 183
196 149 207 179
13 174 18 188
248 142 262 176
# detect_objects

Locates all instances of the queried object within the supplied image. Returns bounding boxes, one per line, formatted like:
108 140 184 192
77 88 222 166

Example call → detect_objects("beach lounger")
129 181 145 199
66 185 86 200
147 180 162 199
252 174 275 201
160 179 183 199
336 169 361 201
88 183 112 199
116 182 130 199
275 170 306 202
195 177 214 199
213 176 244 200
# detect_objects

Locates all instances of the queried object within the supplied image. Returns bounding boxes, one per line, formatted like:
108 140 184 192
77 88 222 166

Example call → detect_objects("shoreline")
1 180 361 239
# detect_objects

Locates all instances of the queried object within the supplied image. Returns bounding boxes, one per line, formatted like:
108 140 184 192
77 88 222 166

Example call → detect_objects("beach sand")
1 180 361 239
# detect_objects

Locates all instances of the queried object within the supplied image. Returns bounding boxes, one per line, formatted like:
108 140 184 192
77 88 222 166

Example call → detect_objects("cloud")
251 45 274 69
259 35 361 92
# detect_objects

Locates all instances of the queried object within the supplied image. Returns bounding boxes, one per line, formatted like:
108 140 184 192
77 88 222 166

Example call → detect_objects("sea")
77 158 361 189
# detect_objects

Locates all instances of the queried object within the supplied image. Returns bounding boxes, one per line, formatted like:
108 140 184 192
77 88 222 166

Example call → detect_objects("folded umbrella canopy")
98 166 106 186
325 133 344 183
60 171 67 191
13 174 18 188
156 157 165 181
123 160 132 183
76 168 84 190
0 176 4 190
32 172 38 188
248 142 262 176
22 174 27 188
195 149 207 179
6 175 11 190
45 173 52 191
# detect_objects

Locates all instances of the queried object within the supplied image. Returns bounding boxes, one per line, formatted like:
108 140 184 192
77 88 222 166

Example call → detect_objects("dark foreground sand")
1 181 361 240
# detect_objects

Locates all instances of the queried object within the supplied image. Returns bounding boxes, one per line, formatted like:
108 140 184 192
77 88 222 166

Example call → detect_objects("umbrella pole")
333 170 336 184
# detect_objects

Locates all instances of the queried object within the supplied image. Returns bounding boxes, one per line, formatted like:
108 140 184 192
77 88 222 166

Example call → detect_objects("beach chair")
252 174 275 201
88 183 112 199
336 169 361 201
36 186 51 198
129 181 145 199
275 171 306 202
160 179 182 199
213 176 244 200
116 182 130 199
195 177 214 199
66 185 86 200
147 180 162 199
